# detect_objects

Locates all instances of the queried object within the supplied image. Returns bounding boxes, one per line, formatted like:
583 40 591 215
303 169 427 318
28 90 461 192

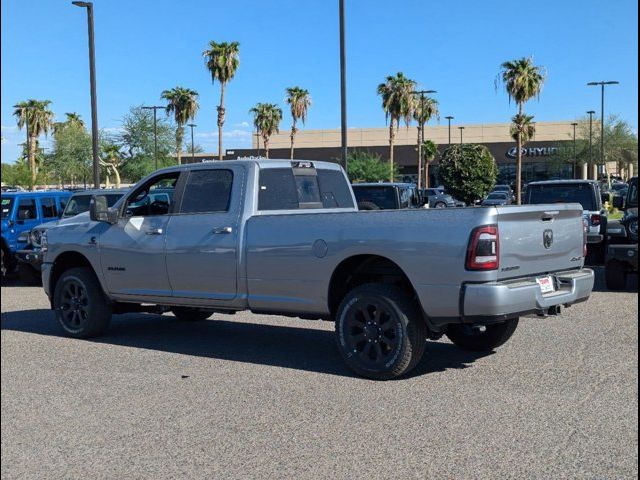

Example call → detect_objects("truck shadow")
591 265 638 292
0 310 490 379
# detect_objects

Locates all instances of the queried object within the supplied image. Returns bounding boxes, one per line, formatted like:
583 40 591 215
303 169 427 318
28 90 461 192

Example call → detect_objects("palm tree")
161 87 199 165
249 103 283 159
498 57 546 204
53 112 85 134
422 139 439 189
377 72 416 181
203 41 240 160
13 99 54 190
413 96 439 188
285 87 311 159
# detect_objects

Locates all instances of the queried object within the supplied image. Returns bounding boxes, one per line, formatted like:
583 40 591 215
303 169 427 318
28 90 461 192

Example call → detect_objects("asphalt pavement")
1 268 637 479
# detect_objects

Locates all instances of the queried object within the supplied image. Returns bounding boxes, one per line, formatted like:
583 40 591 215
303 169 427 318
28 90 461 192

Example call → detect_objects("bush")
439 144 498 205
346 150 399 183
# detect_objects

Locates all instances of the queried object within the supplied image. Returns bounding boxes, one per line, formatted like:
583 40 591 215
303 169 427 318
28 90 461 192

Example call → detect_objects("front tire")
446 319 519 352
335 283 427 380
605 259 627 291
53 267 112 338
171 307 213 322
434 202 447 208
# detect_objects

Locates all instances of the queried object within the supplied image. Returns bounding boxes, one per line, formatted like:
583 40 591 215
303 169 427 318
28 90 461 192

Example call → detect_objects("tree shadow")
0 309 490 380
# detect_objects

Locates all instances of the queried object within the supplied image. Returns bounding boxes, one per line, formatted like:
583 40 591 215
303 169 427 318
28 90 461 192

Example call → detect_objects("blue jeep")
1 190 73 277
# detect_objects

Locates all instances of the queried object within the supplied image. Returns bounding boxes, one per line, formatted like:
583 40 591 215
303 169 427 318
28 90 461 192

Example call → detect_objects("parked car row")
1 188 127 283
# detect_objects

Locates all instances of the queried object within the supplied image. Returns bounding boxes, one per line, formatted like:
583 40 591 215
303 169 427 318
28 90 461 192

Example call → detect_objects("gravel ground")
1 268 637 479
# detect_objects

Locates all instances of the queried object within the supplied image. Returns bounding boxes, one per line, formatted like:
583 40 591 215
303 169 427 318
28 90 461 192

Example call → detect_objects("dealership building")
186 121 627 184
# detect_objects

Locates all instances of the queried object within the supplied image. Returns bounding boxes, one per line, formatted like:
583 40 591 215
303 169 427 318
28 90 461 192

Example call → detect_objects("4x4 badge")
543 229 554 249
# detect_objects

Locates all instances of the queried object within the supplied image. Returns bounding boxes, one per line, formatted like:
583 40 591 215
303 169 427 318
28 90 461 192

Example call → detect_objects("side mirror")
612 195 625 210
89 195 118 224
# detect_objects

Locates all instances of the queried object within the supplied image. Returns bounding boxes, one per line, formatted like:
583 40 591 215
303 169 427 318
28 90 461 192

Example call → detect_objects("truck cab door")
165 166 242 301
98 171 182 297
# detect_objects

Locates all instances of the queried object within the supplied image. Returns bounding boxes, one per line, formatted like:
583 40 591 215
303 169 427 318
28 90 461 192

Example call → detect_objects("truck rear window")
258 168 354 210
526 184 597 211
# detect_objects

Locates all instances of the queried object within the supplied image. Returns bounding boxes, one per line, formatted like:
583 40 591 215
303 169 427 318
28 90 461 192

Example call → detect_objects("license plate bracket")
536 275 556 294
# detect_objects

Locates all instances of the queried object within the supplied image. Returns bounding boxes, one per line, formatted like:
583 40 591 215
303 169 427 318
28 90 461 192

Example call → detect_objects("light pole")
187 123 197 163
411 89 437 189
458 126 465 144
587 80 619 182
587 110 595 179
142 106 165 169
339 0 348 171
72 1 100 188
571 122 578 179
445 116 454 145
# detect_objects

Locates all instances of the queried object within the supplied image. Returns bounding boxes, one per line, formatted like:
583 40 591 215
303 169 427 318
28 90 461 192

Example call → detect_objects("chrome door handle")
212 226 233 234
145 228 163 235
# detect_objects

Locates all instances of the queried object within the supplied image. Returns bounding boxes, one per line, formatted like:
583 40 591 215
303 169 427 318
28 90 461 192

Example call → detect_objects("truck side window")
125 173 179 217
17 198 36 220
180 170 233 214
40 197 58 218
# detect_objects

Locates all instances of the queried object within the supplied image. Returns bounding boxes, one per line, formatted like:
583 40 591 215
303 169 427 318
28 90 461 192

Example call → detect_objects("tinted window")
317 169 354 208
1 196 14 219
59 196 68 213
258 169 302 210
17 198 37 220
181 169 233 214
259 167 354 210
352 186 397 209
40 197 58 218
527 184 596 211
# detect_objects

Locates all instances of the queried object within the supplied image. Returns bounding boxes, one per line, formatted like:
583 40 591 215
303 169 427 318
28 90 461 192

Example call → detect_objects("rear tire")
605 259 627 291
53 267 112 338
171 307 213 322
18 263 42 286
446 319 519 352
335 283 427 380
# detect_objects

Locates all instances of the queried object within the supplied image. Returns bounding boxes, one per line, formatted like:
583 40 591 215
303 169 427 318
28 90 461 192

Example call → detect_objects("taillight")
582 218 589 257
590 214 601 227
466 225 499 271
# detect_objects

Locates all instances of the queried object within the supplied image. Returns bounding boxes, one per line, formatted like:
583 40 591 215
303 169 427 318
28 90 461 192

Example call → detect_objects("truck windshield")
352 187 397 209
1 196 14 219
527 184 596 211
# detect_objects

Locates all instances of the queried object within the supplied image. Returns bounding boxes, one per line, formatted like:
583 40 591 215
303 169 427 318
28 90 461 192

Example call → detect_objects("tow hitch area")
537 305 562 317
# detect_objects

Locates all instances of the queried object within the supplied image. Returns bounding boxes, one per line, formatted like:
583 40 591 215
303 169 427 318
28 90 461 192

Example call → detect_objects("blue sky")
1 0 638 162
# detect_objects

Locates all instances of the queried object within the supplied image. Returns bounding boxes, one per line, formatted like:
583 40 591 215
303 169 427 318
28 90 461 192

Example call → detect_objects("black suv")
352 183 422 210
606 177 637 290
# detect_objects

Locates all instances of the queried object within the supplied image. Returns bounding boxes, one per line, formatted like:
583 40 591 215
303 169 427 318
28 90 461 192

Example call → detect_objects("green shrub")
439 144 498 205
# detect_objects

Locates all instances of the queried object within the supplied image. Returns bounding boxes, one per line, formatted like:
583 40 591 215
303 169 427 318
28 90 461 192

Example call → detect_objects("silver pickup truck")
40 160 594 379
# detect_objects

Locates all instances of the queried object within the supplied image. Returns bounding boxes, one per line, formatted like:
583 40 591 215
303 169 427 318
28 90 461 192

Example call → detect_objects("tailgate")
496 204 584 280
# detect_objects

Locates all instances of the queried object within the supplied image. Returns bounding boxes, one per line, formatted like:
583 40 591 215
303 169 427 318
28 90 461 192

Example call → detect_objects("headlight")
30 229 43 247
40 230 48 253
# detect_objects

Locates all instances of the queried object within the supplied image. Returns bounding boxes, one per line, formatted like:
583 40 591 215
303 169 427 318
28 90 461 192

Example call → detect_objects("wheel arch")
49 250 101 298
327 254 426 321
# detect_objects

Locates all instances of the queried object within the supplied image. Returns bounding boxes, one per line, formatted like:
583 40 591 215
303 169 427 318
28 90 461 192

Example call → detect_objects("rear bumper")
587 233 604 244
461 268 594 321
607 244 638 269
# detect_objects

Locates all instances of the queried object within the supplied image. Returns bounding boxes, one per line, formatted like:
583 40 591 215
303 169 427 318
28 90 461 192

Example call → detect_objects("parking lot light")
587 81 619 183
